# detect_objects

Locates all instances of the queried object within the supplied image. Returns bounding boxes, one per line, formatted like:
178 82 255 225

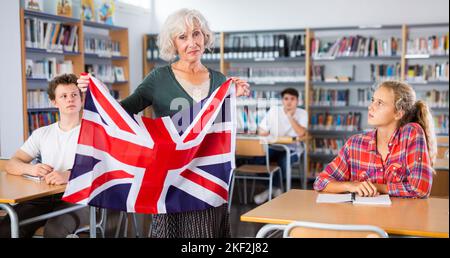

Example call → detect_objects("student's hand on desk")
230 77 250 97
348 181 379 197
44 170 70 185
29 163 53 177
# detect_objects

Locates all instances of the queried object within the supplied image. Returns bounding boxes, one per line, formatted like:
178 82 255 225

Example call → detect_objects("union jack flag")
62 75 236 214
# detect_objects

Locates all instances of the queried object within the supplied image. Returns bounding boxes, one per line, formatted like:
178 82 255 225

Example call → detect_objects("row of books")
146 36 159 60
27 90 52 109
311 89 350 107
406 34 449 56
236 90 305 107
311 36 401 58
85 64 126 83
25 58 73 80
416 90 449 108
310 138 345 155
24 17 78 52
311 65 356 82
227 67 306 83
27 111 59 134
236 106 268 134
406 63 449 83
435 114 449 135
370 63 401 82
84 37 121 57
223 34 306 59
310 112 362 131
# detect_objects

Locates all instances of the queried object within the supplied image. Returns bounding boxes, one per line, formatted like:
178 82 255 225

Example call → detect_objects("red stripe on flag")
180 169 228 201
62 170 134 204
78 120 154 167
183 79 232 143
89 78 134 134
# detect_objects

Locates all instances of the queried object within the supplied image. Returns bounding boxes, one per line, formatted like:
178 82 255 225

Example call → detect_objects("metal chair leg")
279 169 284 192
132 213 140 238
243 178 247 205
115 211 124 238
228 174 236 213
268 174 273 201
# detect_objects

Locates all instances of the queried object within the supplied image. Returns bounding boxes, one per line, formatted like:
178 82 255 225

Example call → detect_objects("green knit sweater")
120 65 227 118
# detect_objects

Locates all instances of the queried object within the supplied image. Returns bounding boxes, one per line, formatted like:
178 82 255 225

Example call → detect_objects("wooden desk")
0 171 95 238
0 171 66 204
241 189 449 238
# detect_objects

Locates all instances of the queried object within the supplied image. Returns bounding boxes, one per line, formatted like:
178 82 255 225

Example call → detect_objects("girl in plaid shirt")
314 81 437 198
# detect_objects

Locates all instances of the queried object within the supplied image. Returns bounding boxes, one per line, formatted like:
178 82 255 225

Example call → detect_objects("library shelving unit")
20 9 84 139
19 8 129 140
403 23 449 137
142 23 449 188
83 20 130 101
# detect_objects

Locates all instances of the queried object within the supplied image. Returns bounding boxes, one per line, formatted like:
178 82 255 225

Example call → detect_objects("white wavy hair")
157 8 214 61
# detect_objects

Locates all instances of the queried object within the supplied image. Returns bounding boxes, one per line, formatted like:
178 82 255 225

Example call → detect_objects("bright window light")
118 0 150 9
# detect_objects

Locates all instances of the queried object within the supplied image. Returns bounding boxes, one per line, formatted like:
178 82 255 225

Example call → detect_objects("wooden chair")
228 138 282 211
256 221 388 238
431 136 449 197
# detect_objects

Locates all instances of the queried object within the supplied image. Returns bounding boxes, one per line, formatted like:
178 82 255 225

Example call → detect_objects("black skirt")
149 204 230 238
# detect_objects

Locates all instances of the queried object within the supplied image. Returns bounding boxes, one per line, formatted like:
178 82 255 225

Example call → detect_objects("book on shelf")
227 67 306 84
82 0 96 21
407 34 449 56
310 112 362 131
113 66 125 81
312 36 401 58
406 63 449 83
146 35 160 60
85 64 115 83
25 0 43 12
28 111 59 134
224 33 305 60
316 193 392 206
370 63 401 82
434 114 449 135
311 138 345 155
311 88 349 107
27 90 52 109
24 17 79 53
96 0 116 25
26 58 73 81
202 34 221 60
44 0 74 17
84 37 121 57
416 90 449 108
56 0 73 17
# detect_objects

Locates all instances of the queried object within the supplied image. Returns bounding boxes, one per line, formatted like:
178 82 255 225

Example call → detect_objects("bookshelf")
20 8 129 139
142 23 448 186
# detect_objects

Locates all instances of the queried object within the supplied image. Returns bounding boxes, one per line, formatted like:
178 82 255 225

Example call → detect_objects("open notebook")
316 193 392 206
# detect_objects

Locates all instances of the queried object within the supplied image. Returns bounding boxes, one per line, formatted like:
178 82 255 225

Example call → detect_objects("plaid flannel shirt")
313 123 433 198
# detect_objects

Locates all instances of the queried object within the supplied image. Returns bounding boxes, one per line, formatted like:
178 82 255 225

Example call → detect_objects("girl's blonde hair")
157 8 214 61
378 80 437 165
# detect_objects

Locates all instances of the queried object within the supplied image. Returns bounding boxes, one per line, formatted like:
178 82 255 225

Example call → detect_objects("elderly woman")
77 8 250 237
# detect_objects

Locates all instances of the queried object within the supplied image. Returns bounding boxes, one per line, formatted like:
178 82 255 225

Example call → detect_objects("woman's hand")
77 74 90 93
230 77 250 97
348 181 379 197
